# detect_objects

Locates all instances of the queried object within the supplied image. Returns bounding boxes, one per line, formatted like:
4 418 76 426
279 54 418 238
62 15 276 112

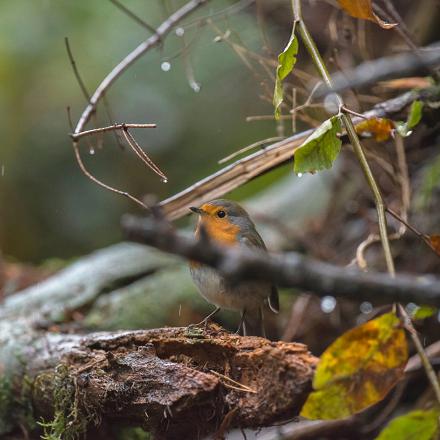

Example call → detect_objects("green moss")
117 427 151 440
38 365 87 440
0 376 14 433
0 373 37 434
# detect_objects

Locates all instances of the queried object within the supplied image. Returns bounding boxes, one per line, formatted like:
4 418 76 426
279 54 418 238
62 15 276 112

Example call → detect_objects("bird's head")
189 199 254 245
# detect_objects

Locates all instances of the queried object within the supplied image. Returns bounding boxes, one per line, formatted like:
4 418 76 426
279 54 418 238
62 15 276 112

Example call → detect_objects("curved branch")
73 0 209 135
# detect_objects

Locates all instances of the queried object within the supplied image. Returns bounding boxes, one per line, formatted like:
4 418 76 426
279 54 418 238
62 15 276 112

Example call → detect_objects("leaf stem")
292 0 395 276
398 304 440 405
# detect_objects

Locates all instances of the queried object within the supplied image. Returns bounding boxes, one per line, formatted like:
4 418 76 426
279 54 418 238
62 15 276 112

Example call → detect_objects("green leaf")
396 100 424 137
412 305 437 320
375 409 440 440
273 24 298 119
301 312 408 420
294 116 342 174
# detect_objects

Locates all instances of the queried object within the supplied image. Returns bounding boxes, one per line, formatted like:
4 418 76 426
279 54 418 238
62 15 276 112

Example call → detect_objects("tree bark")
1 323 316 439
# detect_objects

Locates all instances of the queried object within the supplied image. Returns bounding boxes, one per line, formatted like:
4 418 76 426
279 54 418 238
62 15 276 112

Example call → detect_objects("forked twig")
72 142 149 210
71 123 156 141
121 128 168 182
69 0 210 206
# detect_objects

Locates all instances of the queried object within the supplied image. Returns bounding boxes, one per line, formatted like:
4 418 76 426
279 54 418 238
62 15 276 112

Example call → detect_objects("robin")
189 199 279 337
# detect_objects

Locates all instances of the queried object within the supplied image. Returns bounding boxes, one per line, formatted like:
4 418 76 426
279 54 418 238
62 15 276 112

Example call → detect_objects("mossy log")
1 324 316 439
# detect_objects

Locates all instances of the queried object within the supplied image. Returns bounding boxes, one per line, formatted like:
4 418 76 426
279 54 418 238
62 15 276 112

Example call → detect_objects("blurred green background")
0 0 290 263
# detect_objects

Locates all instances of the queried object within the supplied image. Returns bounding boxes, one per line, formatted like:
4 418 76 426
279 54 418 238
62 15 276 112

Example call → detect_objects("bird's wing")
241 232 279 314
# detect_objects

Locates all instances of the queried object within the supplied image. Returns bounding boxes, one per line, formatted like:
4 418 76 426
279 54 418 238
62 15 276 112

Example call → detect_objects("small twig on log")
122 214 440 305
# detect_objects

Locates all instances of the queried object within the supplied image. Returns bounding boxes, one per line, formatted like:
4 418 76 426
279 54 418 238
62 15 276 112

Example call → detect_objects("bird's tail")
243 307 265 337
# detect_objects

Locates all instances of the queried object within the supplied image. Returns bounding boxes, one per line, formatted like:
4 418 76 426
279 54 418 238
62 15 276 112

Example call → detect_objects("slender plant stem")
398 305 440 405
292 0 395 276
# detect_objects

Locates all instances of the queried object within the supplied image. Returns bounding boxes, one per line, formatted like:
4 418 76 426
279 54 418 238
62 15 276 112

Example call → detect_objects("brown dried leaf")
337 0 397 29
428 234 440 256
355 118 394 142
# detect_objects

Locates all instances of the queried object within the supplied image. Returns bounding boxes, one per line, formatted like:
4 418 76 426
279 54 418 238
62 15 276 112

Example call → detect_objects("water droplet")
161 178 168 183
1 165 4 177
89 147 95 155
297 173 303 178
360 301 373 314
161 61 171 72
175 27 185 37
321 295 336 314
405 302 418 314
324 92 341 114
190 81 201 93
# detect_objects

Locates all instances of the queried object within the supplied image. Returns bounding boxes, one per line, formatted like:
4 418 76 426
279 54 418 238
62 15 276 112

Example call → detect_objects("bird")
189 199 279 337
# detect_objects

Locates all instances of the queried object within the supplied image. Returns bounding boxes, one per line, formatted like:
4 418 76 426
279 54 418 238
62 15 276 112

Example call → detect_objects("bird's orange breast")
190 217 240 269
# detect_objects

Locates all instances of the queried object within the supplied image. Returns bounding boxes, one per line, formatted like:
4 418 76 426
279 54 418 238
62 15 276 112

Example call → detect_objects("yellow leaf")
301 312 408 420
355 118 394 142
337 0 397 29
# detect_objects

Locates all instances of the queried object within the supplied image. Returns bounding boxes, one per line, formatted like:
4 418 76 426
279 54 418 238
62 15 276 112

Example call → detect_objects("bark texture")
3 325 316 439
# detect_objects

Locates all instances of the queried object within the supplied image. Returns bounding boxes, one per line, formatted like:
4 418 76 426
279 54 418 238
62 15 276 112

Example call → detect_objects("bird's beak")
189 206 203 215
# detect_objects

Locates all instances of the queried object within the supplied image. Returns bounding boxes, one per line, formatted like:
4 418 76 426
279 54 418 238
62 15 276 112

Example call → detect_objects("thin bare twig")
386 207 440 257
209 370 256 393
218 136 285 164
72 142 149 210
74 0 209 136
71 123 156 141
398 304 440 405
70 0 209 206
109 0 157 35
121 127 168 182
65 37 91 102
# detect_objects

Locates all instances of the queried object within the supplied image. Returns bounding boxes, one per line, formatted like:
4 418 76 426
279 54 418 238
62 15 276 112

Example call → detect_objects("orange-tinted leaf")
428 234 440 256
337 0 397 29
379 77 432 90
355 118 394 142
301 312 408 420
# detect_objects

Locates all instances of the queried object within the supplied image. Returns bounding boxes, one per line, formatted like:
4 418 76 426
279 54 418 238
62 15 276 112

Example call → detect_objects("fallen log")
1 324 316 439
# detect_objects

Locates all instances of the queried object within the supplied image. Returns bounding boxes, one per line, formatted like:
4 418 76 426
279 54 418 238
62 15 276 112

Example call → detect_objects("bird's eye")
217 210 226 218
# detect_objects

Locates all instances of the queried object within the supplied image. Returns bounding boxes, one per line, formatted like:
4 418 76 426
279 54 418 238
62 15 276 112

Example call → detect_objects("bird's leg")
236 309 246 335
190 306 221 329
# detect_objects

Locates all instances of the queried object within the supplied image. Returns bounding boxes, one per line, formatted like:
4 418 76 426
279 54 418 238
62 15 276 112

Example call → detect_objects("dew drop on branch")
161 61 171 72
321 295 337 313
175 27 185 37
